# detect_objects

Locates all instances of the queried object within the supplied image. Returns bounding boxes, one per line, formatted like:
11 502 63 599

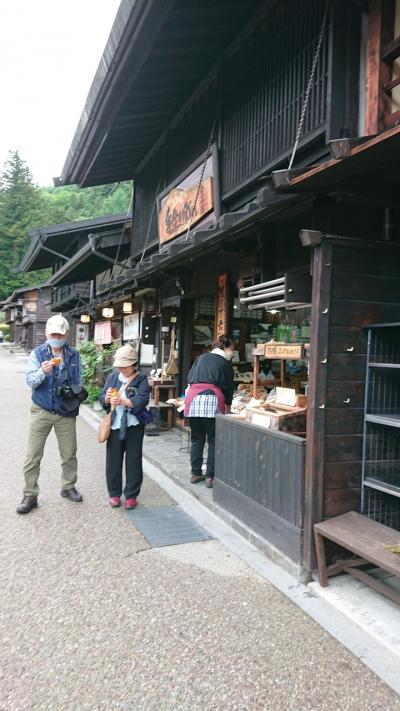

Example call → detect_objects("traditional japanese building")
19 214 131 345
2 284 52 350
51 0 400 578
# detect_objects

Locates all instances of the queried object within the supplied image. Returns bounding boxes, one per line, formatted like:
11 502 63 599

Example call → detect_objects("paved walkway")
1 346 400 711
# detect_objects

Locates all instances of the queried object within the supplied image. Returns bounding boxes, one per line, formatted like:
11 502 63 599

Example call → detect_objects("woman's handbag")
136 408 154 425
97 411 113 443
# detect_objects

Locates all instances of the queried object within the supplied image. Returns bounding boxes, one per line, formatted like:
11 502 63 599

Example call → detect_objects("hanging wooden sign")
264 342 303 359
158 176 214 243
215 273 229 339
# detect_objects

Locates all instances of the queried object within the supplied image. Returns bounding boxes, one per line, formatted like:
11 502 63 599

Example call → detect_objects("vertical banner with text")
214 273 230 339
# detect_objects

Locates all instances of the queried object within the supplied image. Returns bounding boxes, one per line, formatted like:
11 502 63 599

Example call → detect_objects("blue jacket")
100 371 151 415
30 343 82 417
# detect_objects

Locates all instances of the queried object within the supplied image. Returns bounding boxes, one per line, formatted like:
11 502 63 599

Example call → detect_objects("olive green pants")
23 404 78 496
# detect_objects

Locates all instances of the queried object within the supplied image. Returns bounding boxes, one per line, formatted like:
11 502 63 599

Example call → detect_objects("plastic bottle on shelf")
289 326 300 343
276 324 285 342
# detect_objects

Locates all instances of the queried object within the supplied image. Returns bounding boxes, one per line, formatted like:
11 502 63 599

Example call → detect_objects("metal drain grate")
126 505 213 547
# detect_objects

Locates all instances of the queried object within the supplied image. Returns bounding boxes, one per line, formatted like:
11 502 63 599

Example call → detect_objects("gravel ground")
1 346 399 711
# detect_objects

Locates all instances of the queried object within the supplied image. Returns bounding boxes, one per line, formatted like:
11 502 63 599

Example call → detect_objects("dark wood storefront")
56 0 400 575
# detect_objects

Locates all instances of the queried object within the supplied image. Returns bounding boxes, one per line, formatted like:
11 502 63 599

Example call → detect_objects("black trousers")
106 425 145 498
189 417 215 478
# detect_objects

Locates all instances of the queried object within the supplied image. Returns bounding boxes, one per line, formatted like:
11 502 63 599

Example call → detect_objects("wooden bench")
314 511 400 605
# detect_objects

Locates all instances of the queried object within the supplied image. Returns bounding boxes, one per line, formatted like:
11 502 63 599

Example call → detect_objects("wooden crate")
245 404 307 434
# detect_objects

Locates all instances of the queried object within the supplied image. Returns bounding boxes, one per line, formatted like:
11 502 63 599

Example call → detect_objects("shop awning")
49 230 131 286
272 125 400 207
87 186 309 297
19 214 129 272
59 0 265 187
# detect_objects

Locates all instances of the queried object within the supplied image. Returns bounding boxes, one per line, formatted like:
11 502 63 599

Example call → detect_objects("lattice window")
221 0 329 194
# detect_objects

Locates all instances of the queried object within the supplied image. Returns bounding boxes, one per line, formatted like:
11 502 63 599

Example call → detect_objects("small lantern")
80 314 91 324
122 301 133 314
102 307 114 318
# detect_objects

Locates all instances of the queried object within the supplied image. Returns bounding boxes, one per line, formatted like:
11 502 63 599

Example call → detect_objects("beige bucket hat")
113 344 138 367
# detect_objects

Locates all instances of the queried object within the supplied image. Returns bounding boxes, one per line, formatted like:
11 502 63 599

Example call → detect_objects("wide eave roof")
272 125 400 207
20 213 128 272
60 0 265 187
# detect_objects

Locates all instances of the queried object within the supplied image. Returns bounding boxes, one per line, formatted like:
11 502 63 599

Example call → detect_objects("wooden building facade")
55 0 400 575
2 285 52 351
19 214 131 346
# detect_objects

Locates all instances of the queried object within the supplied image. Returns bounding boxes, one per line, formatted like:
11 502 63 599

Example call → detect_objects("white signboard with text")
123 312 140 342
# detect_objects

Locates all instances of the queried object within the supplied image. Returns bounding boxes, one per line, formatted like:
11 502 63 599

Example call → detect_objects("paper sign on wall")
140 343 154 366
123 312 140 341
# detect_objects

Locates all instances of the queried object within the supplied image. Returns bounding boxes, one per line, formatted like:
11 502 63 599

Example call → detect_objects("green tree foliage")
0 150 47 298
40 182 132 225
78 341 119 403
0 150 132 300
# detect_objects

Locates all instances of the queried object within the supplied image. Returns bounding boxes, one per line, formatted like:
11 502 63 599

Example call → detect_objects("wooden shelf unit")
362 323 400 529
148 379 175 430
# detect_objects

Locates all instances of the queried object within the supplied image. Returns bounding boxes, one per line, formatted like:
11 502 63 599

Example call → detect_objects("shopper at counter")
185 335 235 488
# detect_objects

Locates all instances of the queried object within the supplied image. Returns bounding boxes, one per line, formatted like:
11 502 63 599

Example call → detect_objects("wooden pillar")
365 0 395 135
303 239 333 574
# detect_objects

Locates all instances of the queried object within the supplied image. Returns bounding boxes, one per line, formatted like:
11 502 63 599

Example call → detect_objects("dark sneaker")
205 477 214 488
61 487 83 502
16 495 38 514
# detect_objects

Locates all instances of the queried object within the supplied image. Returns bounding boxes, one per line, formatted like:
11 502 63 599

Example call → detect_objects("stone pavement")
1 346 400 711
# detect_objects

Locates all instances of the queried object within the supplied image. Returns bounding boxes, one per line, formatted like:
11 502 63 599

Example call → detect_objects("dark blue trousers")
189 417 215 478
106 425 144 498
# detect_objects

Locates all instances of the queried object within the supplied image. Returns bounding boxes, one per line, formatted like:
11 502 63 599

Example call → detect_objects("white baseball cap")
46 313 69 335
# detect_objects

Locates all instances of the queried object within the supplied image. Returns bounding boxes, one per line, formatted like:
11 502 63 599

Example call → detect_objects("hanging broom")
166 327 179 376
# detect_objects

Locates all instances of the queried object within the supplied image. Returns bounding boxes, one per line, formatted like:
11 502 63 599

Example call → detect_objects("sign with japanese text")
158 176 214 244
215 273 229 339
123 312 139 342
264 343 303 359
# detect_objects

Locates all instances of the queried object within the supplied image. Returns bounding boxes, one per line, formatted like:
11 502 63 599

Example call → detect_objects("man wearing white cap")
17 313 84 514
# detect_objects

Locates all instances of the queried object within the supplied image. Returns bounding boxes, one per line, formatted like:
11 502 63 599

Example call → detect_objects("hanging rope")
139 174 163 263
288 0 330 171
184 103 220 242
111 184 134 278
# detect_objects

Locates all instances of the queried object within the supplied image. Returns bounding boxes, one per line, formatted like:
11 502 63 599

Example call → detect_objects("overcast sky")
0 0 121 187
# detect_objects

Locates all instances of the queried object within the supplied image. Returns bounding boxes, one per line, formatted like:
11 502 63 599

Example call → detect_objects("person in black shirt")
184 335 235 488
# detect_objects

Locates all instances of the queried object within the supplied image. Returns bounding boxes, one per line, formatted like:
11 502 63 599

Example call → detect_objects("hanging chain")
288 0 330 171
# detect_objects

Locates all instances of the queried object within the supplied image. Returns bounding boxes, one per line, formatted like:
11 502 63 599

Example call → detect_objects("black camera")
56 383 88 403
57 385 75 400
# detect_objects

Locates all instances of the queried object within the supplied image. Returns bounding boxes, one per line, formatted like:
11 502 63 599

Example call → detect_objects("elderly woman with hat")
99 344 151 509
